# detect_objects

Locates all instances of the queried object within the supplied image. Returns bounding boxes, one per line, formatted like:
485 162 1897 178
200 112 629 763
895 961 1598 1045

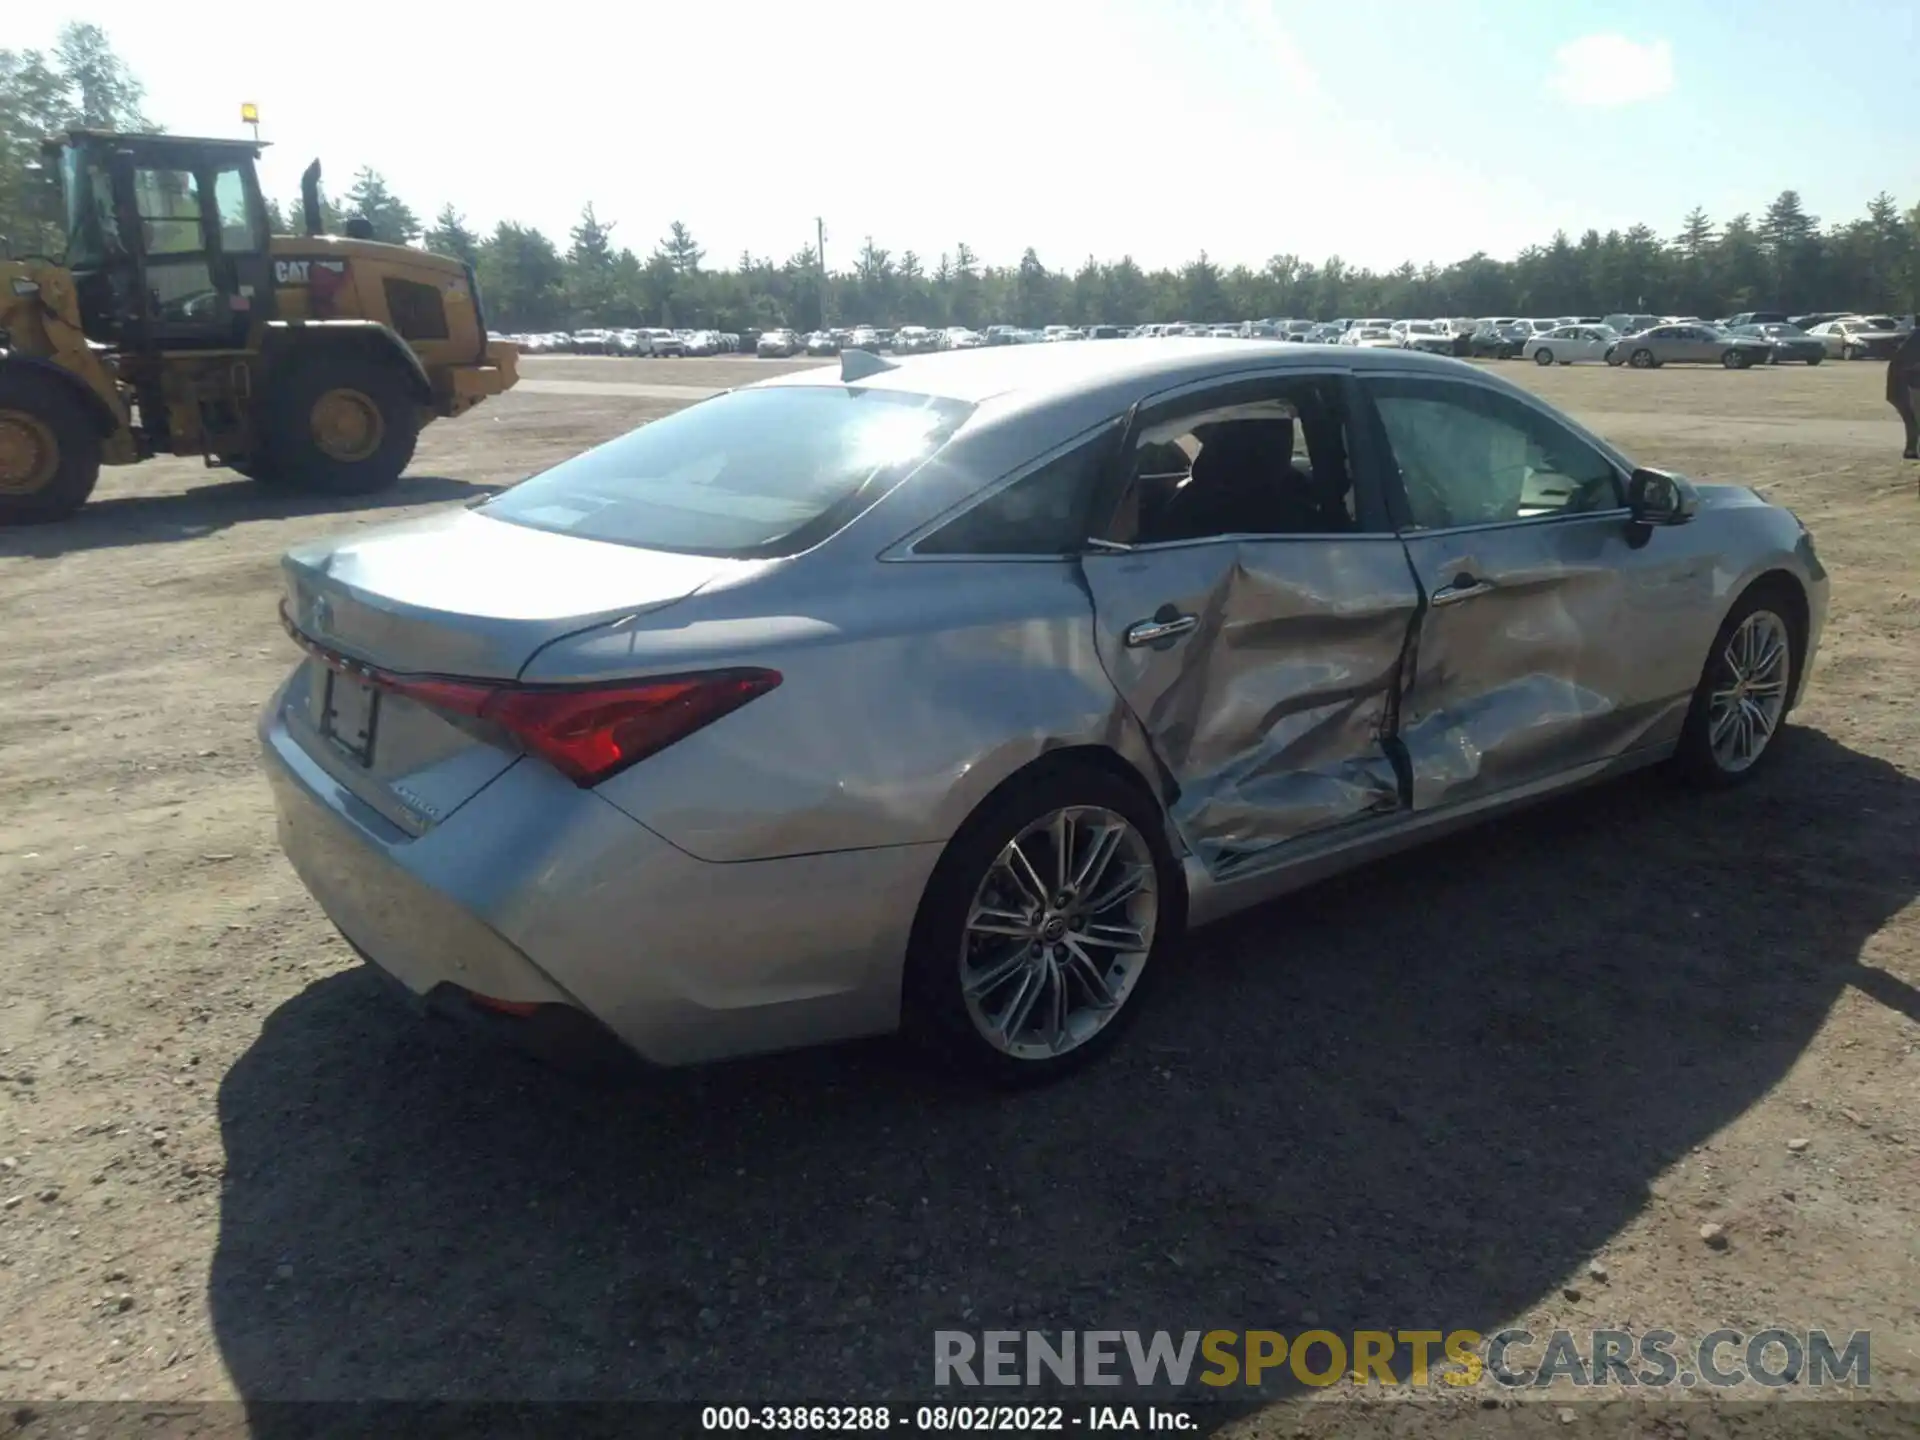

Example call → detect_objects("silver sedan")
262 340 1828 1083
1606 324 1775 369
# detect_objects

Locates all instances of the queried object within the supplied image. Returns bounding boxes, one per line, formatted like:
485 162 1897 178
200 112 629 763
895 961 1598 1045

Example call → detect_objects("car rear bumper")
260 697 940 1066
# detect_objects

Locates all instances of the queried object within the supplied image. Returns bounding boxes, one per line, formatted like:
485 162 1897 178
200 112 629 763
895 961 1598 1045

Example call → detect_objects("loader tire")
0 369 103 524
262 353 419 496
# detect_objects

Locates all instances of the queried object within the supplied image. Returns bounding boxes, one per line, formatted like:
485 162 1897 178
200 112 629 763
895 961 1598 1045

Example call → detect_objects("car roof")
745 336 1470 407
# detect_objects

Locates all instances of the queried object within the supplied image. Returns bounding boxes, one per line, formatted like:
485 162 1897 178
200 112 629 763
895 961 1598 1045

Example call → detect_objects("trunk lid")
281 507 749 678
275 508 754 834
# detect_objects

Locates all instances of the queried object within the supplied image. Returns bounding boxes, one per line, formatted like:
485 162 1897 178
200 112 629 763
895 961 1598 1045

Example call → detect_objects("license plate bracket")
320 668 381 767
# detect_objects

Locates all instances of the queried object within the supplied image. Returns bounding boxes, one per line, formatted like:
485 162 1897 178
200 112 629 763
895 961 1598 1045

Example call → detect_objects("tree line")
5 25 1919 335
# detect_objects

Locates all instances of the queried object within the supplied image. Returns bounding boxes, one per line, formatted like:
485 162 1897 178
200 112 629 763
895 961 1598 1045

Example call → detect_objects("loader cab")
54 130 277 353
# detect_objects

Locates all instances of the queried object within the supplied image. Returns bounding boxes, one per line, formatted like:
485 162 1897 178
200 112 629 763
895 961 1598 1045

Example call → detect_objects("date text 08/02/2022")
701 1404 1195 1431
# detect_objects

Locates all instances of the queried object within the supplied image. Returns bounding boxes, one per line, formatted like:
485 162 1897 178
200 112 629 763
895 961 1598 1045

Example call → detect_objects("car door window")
1105 376 1376 544
914 426 1117 556
1363 377 1623 528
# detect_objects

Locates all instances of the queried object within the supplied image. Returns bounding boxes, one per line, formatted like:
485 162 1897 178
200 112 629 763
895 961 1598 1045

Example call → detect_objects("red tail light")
281 603 780 786
479 671 781 785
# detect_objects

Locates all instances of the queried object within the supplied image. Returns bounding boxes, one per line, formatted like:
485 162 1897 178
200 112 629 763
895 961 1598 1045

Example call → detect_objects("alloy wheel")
1707 609 1791 774
959 805 1159 1062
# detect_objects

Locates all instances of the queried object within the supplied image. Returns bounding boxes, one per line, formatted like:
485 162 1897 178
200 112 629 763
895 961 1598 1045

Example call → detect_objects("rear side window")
483 386 973 557
914 425 1119 556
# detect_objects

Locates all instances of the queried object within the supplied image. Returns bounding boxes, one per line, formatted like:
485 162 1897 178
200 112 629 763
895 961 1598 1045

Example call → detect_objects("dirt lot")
1 353 1916 1429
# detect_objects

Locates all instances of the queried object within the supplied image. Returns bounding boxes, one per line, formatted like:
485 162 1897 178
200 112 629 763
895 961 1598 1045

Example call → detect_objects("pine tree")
343 168 420 244
658 221 703 275
1675 208 1715 258
424 204 479 266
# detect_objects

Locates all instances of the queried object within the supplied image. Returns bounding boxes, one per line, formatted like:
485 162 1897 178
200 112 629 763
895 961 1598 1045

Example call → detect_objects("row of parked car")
497 329 749 357
499 310 1914 370
1454 311 1913 369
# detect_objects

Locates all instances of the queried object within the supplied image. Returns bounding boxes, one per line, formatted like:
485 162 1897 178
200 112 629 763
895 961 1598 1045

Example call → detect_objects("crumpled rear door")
1081 537 1420 874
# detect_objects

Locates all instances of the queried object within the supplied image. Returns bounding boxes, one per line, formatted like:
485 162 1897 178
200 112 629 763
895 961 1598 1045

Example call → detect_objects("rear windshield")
482 385 974 557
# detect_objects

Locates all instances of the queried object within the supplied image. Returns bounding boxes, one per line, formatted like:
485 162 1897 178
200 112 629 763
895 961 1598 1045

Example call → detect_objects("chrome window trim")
1098 530 1409 556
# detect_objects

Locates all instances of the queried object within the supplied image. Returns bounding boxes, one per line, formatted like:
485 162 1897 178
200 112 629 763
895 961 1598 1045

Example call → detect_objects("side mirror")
1627 467 1698 526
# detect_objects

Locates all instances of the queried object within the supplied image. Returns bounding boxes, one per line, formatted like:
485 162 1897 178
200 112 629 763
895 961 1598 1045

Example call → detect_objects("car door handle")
1430 574 1495 607
1125 614 1198 647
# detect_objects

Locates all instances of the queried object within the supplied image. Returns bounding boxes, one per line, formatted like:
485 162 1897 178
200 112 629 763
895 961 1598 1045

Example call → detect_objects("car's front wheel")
903 763 1181 1085
1628 348 1657 369
1533 348 1553 366
1722 349 1753 369
1672 584 1801 787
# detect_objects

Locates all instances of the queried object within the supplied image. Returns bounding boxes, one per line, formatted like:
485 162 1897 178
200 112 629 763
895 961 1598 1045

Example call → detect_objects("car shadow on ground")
0 475 492 559
210 728 1919 1415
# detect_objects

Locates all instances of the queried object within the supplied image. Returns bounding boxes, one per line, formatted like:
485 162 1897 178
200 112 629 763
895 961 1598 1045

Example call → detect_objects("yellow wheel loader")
0 129 518 523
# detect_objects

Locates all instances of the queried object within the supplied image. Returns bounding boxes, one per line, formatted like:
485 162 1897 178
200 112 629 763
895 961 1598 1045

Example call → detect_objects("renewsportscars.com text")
933 1328 1870 1390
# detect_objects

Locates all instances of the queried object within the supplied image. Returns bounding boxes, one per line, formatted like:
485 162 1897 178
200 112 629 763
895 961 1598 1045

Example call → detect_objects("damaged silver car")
262 340 1828 1083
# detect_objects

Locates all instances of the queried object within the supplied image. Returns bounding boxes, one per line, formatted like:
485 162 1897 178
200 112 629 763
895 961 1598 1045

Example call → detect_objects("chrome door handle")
1125 614 1198 647
1430 575 1495 607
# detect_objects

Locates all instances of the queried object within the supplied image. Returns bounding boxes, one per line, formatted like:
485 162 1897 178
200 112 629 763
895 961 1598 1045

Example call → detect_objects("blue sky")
24 0 1919 272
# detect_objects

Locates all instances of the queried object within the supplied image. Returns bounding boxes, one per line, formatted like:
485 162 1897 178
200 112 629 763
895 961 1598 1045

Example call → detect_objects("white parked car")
1806 317 1905 361
1341 325 1400 349
892 325 941 355
1390 320 1457 355
1524 324 1621 366
941 327 984 349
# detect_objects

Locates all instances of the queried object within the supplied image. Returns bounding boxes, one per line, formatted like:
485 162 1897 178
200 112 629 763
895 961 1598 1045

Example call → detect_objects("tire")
261 350 419 496
901 761 1183 1086
1722 349 1751 370
1806 355 1823 366
1533 349 1554 366
1628 348 1656 369
0 368 104 524
1670 582 1802 788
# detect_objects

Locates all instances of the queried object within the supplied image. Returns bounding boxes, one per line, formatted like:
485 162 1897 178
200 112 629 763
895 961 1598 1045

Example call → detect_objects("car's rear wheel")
1805 354 1823 366
1533 349 1554 366
1628 348 1656 369
1671 585 1800 787
903 763 1181 1085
